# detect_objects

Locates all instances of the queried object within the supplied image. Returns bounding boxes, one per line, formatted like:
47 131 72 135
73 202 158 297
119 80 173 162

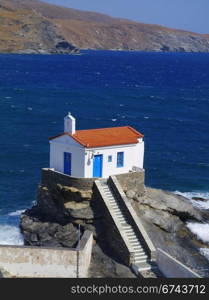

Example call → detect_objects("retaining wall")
41 168 97 191
0 231 93 278
157 248 201 278
116 170 145 197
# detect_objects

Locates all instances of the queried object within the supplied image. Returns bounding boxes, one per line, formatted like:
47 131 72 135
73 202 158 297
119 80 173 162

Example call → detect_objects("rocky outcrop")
0 1 79 54
125 187 209 277
20 176 209 278
0 0 209 53
20 182 103 247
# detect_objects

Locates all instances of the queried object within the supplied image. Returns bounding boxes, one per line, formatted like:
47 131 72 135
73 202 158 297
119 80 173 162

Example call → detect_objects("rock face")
126 187 209 277
20 182 102 247
0 0 209 53
20 176 209 277
0 0 79 54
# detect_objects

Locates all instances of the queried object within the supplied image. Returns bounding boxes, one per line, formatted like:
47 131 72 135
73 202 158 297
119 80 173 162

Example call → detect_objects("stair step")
126 232 136 235
134 257 148 262
132 246 143 250
127 237 138 240
130 241 141 245
130 244 142 248
135 260 147 264
130 242 141 245
125 229 135 233
133 251 145 255
137 265 152 272
134 254 147 259
132 248 143 252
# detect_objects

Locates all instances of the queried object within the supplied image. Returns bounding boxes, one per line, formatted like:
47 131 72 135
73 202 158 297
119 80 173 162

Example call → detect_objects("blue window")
108 155 112 162
117 152 124 168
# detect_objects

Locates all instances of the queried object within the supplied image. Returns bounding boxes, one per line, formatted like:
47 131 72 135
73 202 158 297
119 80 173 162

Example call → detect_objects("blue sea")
0 51 209 248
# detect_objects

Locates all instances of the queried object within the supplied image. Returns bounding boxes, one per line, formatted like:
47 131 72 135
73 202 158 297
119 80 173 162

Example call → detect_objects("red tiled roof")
49 126 144 148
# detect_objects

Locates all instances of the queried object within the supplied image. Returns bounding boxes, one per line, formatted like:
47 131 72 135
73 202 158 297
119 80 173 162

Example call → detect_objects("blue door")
93 155 103 177
64 152 72 175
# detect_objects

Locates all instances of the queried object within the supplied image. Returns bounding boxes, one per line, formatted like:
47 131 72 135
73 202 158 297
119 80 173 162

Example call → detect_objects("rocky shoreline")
20 181 209 278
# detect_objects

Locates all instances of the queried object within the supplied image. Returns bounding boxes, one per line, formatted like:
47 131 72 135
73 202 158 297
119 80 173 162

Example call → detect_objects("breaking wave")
0 225 23 245
200 248 209 261
0 209 25 246
174 191 209 210
187 222 209 244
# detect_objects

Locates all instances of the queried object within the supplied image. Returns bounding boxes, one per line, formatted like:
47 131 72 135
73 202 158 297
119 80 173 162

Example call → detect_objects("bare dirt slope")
0 0 209 53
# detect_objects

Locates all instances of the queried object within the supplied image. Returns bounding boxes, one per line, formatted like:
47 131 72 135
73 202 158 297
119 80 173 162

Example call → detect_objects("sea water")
0 51 208 249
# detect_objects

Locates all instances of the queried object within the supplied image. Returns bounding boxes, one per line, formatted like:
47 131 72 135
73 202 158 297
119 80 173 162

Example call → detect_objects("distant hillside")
0 0 209 54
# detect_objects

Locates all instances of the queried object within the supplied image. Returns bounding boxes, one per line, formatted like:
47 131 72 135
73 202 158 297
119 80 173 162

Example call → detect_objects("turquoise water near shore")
0 50 208 244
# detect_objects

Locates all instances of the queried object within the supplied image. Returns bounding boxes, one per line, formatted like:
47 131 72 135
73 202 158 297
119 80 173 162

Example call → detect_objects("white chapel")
49 113 144 178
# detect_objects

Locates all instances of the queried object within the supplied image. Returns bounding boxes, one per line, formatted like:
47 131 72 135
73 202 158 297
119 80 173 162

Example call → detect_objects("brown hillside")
0 0 209 53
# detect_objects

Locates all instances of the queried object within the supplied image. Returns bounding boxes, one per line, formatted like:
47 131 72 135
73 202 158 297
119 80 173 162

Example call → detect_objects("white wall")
0 232 93 278
50 135 85 177
50 135 144 179
84 139 144 178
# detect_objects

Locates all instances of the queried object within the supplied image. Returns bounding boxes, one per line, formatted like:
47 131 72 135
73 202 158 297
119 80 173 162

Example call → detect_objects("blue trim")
64 152 72 175
117 152 124 168
93 154 103 177
108 155 112 162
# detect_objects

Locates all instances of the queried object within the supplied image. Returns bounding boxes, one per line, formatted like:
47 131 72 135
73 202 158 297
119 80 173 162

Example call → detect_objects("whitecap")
144 116 149 119
27 107 33 111
200 248 209 261
111 119 117 122
187 222 209 244
173 191 209 210
0 225 23 246
8 210 25 217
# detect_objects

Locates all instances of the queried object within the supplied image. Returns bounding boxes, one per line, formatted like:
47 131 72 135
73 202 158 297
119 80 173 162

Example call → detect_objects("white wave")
200 248 209 261
187 222 209 244
8 209 25 217
174 191 209 210
111 119 117 122
0 225 23 245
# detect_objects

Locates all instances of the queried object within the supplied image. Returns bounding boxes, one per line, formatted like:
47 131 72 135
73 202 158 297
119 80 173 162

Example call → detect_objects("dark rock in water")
192 197 207 202
20 214 79 248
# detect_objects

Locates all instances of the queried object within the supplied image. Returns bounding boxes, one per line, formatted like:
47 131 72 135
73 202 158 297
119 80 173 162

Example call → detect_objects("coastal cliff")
0 0 209 54
20 176 209 278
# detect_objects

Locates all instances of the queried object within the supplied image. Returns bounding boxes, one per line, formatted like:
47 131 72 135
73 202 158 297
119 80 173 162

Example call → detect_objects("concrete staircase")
99 180 152 272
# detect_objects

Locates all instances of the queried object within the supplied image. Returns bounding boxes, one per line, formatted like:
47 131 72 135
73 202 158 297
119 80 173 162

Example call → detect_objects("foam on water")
0 225 23 245
174 191 209 210
187 222 209 244
8 209 25 217
200 248 209 261
0 209 26 245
